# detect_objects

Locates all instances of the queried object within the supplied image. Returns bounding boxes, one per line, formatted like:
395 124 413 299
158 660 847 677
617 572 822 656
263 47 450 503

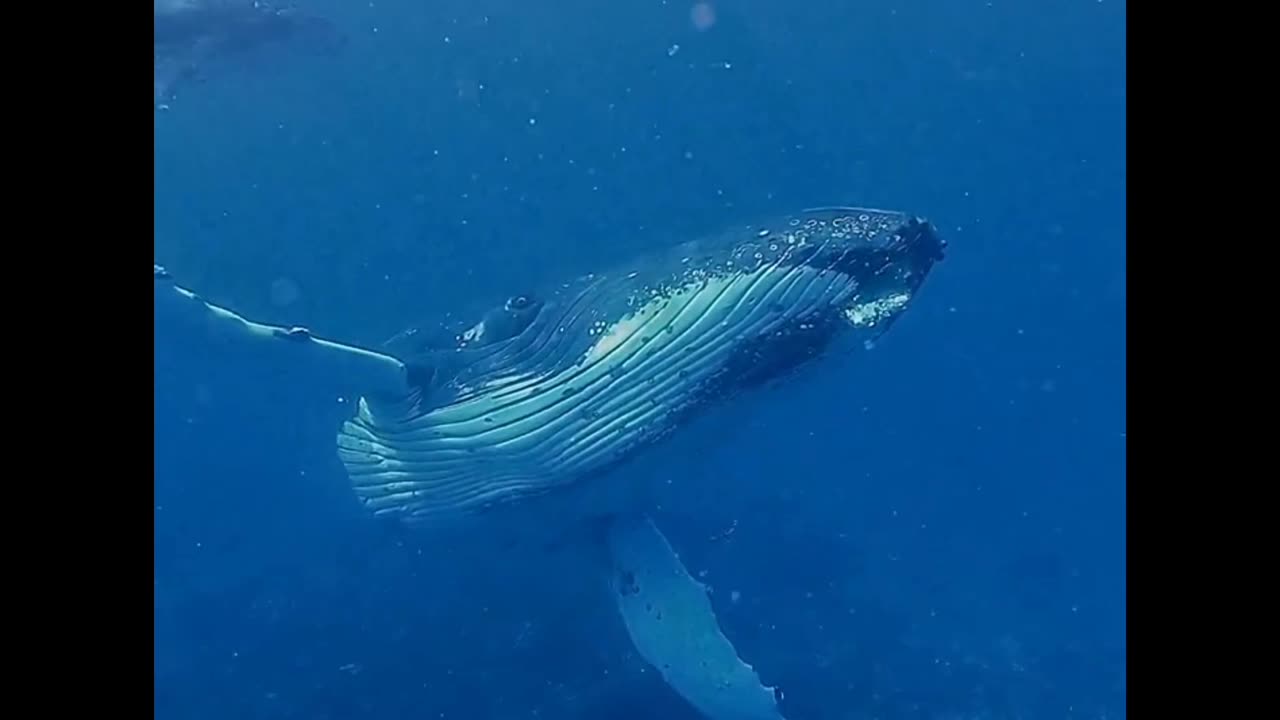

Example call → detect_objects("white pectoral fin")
606 514 786 720
154 264 409 400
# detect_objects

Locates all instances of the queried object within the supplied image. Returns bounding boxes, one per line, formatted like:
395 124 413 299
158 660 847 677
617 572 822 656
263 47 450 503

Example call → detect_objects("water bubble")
691 3 717 31
269 277 300 308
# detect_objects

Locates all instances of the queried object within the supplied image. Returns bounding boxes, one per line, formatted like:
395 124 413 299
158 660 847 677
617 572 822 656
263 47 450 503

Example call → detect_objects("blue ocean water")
154 1 1126 718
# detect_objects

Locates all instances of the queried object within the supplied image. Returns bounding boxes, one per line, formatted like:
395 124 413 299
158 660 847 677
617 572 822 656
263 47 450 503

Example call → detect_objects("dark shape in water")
154 0 346 107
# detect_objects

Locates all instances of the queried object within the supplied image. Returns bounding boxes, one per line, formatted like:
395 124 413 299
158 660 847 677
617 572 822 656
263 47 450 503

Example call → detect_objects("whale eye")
506 295 531 311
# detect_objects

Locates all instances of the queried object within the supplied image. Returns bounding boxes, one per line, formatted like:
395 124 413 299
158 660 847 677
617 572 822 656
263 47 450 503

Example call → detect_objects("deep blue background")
154 1 1125 718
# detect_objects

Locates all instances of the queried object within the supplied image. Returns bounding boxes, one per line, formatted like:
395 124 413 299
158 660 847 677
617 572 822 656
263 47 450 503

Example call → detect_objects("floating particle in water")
270 277 300 308
691 3 716 31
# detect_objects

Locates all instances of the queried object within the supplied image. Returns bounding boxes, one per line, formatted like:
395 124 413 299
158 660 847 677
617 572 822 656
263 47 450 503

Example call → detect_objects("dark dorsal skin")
388 294 546 355
409 209 940 403
387 293 545 395
154 0 346 106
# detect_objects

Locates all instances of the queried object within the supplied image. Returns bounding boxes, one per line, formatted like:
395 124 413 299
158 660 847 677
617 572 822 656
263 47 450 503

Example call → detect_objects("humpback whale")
154 0 345 107
154 206 945 719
